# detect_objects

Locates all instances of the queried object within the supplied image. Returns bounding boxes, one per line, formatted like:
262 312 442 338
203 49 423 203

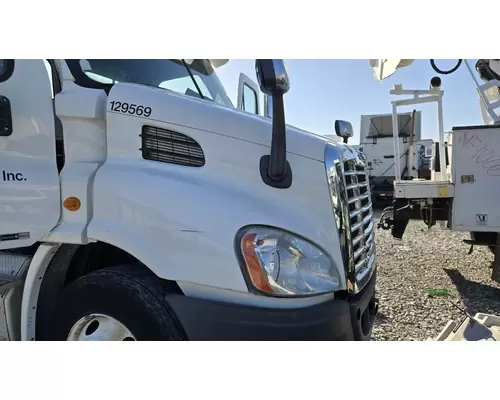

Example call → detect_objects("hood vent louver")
140 125 205 167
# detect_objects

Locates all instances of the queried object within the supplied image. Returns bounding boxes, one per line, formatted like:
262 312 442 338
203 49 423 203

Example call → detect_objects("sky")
216 59 486 145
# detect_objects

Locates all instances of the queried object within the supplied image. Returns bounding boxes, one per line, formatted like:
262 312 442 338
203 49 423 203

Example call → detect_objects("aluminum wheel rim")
67 313 137 341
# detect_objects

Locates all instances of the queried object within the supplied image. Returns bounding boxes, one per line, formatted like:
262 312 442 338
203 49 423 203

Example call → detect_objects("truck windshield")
68 59 234 108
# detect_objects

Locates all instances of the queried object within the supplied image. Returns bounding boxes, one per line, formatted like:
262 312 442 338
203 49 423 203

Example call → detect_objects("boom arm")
369 59 415 81
369 59 500 83
369 59 500 125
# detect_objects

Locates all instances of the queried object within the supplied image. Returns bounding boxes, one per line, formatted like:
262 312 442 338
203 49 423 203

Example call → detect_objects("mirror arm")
268 93 287 179
260 91 292 189
256 59 292 189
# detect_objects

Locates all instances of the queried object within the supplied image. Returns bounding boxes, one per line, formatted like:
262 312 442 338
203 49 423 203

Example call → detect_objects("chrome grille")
343 159 375 287
325 143 376 293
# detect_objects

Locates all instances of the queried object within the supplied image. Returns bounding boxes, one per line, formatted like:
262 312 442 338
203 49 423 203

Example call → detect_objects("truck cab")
0 59 377 341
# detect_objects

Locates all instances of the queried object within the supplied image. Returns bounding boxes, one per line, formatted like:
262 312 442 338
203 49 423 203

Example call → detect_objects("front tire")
48 265 185 341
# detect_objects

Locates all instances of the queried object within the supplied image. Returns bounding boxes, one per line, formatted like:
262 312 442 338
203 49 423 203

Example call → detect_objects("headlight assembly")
238 226 340 296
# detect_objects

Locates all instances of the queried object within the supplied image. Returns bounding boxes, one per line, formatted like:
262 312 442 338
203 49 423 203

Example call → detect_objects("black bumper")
166 270 378 341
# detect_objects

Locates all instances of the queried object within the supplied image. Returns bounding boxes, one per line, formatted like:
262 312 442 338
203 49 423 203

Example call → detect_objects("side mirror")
255 60 290 96
255 59 291 188
335 120 354 144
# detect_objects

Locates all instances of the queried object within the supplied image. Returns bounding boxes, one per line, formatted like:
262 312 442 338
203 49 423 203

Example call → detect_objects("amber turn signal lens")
63 197 81 211
241 233 274 294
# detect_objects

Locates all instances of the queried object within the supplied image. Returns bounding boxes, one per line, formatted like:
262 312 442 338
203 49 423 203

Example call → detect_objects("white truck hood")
202 103 332 162
134 84 333 162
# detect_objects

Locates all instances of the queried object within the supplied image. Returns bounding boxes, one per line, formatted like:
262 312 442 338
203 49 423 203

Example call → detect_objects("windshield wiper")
181 59 205 100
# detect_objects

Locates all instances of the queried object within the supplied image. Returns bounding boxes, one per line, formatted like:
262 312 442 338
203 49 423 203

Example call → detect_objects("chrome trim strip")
325 143 355 291
344 170 366 176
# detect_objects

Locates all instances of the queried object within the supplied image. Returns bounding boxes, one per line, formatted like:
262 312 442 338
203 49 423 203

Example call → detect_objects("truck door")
237 73 261 115
0 59 61 250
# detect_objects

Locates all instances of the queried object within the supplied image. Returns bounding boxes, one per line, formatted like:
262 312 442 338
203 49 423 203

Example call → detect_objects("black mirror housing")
334 120 354 143
255 60 290 96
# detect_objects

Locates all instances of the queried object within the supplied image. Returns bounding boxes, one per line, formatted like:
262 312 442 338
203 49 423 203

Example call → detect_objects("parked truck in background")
369 58 500 340
353 111 434 204
0 59 377 341
372 58 500 281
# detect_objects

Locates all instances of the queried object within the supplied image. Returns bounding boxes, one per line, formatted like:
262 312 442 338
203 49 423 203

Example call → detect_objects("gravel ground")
372 206 500 341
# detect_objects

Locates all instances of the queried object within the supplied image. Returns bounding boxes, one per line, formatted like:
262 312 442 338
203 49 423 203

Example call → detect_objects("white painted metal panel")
452 126 500 231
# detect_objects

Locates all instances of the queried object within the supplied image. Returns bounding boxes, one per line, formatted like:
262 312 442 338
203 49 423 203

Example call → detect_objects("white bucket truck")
0 59 377 341
371 59 500 340
355 111 434 203
373 59 500 280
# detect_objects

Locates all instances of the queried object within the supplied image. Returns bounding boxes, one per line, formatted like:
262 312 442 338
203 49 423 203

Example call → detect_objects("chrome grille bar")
350 204 372 219
348 194 371 204
352 221 373 246
351 214 373 232
344 170 366 176
346 182 369 191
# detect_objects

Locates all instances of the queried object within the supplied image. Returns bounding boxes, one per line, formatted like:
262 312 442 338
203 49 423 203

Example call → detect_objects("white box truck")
0 59 378 341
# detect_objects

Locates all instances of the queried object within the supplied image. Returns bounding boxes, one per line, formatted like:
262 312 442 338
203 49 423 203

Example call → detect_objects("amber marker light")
64 197 81 212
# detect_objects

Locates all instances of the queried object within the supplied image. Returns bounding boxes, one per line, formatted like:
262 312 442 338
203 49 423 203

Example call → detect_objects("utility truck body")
373 59 500 282
0 59 377 341
353 112 433 203
370 58 500 341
